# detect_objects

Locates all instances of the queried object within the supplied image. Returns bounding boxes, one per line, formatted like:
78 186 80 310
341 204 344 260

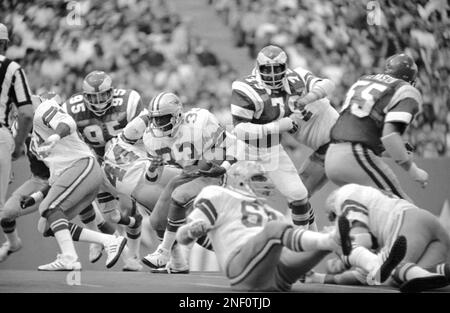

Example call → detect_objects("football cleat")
142 245 170 269
400 275 449 293
89 243 103 263
0 239 22 262
38 254 81 271
104 236 127 269
366 236 407 285
149 259 190 274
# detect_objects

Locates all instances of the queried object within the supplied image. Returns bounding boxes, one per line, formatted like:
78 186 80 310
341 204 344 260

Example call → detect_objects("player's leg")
325 143 412 201
264 147 314 230
0 176 48 261
0 128 14 211
38 157 101 271
387 209 450 291
299 151 328 198
144 175 221 272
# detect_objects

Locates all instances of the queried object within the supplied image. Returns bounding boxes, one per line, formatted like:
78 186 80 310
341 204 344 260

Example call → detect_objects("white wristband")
31 191 44 202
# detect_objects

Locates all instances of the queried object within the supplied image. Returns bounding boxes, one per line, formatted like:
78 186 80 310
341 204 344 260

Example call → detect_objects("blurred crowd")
0 0 236 118
210 0 450 157
1 0 449 157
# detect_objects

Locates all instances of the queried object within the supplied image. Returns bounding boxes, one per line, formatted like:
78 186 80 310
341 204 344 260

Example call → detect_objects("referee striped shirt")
0 54 32 127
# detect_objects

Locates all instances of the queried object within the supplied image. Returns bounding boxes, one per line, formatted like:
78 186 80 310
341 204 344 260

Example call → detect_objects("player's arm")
231 86 298 138
120 109 149 145
305 269 366 285
144 152 164 183
20 184 51 209
177 189 218 245
292 67 335 109
381 87 428 187
126 90 144 122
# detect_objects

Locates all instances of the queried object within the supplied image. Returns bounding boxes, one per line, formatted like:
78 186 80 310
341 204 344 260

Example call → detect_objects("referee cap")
0 23 9 41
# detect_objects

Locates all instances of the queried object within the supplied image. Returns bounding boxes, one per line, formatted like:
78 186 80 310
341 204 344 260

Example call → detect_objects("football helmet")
384 53 418 84
82 71 114 116
225 161 275 198
148 92 183 137
256 45 288 90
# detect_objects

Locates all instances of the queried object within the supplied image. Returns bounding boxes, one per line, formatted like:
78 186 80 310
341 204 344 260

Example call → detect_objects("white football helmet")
225 161 275 198
82 71 114 116
255 45 288 90
148 92 183 137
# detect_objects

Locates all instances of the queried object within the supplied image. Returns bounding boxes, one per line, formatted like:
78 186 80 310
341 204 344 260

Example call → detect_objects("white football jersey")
330 184 413 246
189 185 285 271
143 108 231 172
293 98 339 151
30 99 95 184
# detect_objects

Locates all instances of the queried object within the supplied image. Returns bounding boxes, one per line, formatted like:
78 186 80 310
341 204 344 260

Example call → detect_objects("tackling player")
177 161 372 291
63 70 145 270
230 45 335 230
30 94 126 270
320 184 450 292
325 53 428 200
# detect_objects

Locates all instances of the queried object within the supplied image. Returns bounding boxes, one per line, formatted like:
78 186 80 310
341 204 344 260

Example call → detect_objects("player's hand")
287 114 302 134
198 162 227 177
148 155 164 172
408 163 429 188
11 144 25 161
187 220 211 239
20 195 35 209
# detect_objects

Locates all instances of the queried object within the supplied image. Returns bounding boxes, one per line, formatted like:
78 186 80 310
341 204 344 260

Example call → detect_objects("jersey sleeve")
293 67 323 92
189 186 222 228
385 84 422 124
121 109 150 144
38 100 76 132
126 90 144 122
230 80 261 124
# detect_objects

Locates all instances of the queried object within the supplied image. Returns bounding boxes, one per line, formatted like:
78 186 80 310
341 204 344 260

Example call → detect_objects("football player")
30 93 126 270
176 161 356 291
139 92 236 273
63 70 145 270
320 184 450 292
230 45 335 230
325 53 428 200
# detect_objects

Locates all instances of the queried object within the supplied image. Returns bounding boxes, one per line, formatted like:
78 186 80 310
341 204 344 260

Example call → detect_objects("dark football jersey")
62 88 143 157
331 74 422 155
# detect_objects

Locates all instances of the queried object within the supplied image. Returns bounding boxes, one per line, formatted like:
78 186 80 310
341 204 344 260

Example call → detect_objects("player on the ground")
230 45 335 230
63 70 145 270
176 161 401 291
30 93 127 270
315 184 450 292
139 92 235 273
325 53 427 201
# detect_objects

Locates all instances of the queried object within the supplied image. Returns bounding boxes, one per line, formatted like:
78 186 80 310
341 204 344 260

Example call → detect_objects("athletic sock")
393 262 438 283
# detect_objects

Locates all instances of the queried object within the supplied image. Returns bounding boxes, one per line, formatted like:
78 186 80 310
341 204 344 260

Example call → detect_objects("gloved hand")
187 220 211 239
20 195 36 209
198 162 227 177
408 162 429 188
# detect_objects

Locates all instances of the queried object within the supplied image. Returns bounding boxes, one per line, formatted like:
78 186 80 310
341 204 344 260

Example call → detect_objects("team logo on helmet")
384 53 418 84
256 45 288 90
225 161 275 198
148 92 183 138
82 71 114 116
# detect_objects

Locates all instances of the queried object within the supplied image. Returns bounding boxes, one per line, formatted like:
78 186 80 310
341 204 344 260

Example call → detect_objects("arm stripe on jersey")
232 81 263 114
384 112 413 124
120 133 137 145
231 104 254 119
341 205 369 217
42 106 58 127
195 198 217 225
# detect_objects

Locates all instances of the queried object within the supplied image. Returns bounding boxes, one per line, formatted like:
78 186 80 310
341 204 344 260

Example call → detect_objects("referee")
0 23 33 215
